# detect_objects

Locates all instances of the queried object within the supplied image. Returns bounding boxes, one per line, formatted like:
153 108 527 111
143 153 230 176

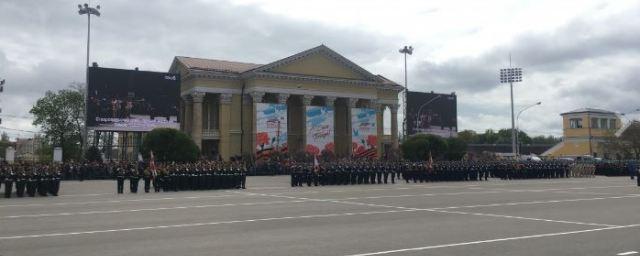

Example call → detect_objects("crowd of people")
113 161 247 194
1 158 637 198
287 159 596 187
1 163 62 198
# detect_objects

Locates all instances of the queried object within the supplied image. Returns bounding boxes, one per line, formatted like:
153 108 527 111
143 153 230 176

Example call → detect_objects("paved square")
1 176 639 256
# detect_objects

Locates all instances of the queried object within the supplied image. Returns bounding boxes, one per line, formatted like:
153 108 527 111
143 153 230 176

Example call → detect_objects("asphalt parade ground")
1 176 639 256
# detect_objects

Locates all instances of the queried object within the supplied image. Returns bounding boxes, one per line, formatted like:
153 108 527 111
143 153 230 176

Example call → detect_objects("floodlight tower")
78 3 100 153
399 46 413 139
500 58 523 155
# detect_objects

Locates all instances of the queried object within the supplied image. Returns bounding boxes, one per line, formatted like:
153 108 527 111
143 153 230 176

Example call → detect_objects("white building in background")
15 135 43 162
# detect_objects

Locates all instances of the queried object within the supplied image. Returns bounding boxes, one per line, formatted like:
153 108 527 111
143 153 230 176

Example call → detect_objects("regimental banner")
305 106 334 156
256 103 288 158
351 108 377 158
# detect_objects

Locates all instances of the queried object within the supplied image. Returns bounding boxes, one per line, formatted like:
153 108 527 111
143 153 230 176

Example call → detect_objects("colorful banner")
256 103 288 158
305 106 334 155
351 108 377 158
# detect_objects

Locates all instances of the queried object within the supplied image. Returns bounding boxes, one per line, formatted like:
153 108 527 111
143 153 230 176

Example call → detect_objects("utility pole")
399 46 413 139
78 3 101 156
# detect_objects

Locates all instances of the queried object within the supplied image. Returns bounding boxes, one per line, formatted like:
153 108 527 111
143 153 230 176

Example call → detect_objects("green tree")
142 128 199 162
457 130 476 144
85 145 102 162
445 137 468 160
30 87 85 161
401 134 447 161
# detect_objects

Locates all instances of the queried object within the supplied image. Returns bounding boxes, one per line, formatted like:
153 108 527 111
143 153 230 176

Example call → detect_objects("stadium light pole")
499 57 523 156
515 101 541 155
399 46 413 139
78 3 100 154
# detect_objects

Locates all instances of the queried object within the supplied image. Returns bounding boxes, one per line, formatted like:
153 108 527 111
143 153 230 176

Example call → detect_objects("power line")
0 114 33 119
0 126 39 134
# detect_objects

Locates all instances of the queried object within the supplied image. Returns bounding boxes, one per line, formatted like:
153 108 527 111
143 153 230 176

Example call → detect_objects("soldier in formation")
289 160 401 187
1 162 62 198
288 159 589 187
114 160 247 194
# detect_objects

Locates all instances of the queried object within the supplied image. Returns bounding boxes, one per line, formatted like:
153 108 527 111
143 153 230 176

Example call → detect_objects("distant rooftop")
561 108 616 115
175 56 263 74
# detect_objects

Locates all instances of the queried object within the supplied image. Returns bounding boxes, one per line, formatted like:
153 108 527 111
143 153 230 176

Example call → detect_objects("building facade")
543 108 622 158
169 45 402 160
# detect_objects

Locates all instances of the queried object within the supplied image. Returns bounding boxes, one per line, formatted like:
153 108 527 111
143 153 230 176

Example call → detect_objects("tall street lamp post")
516 101 541 155
500 58 523 155
78 3 100 153
399 46 413 139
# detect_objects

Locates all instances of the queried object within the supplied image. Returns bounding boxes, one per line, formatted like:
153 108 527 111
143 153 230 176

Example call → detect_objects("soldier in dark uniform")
128 165 140 193
49 167 61 196
26 169 37 197
142 167 152 193
115 166 125 194
239 164 247 189
37 167 49 197
4 167 14 198
15 167 26 197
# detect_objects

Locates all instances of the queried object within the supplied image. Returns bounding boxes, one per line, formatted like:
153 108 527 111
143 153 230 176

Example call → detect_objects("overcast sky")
0 0 639 139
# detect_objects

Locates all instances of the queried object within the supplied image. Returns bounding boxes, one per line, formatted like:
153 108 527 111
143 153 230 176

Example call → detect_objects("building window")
609 119 616 129
591 118 599 129
600 118 608 129
569 118 582 129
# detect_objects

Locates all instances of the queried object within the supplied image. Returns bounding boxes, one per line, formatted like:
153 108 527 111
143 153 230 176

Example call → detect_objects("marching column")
219 93 233 160
191 92 205 149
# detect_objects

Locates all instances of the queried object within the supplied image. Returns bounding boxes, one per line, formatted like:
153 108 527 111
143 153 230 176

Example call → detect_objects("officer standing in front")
115 166 125 194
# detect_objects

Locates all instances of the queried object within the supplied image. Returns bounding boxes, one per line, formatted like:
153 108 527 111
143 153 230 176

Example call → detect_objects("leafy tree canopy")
29 85 85 161
142 128 199 163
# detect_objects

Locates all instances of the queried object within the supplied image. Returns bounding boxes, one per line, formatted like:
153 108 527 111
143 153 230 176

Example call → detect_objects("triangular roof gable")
248 45 378 81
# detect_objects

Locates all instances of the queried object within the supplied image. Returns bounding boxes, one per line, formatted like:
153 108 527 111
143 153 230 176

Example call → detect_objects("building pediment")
247 45 378 82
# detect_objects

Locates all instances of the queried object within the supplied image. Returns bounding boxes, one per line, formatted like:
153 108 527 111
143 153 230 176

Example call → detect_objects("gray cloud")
412 5 640 94
0 0 401 138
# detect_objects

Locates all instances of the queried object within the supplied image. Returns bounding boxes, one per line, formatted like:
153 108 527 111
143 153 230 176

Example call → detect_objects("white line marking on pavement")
618 251 639 255
0 209 421 240
426 209 618 227
428 194 640 211
0 194 239 208
0 200 310 219
344 224 640 256
59 193 113 197
242 192 620 228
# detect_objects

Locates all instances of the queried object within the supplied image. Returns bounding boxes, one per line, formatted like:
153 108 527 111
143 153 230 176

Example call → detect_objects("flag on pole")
313 155 320 173
150 151 157 180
